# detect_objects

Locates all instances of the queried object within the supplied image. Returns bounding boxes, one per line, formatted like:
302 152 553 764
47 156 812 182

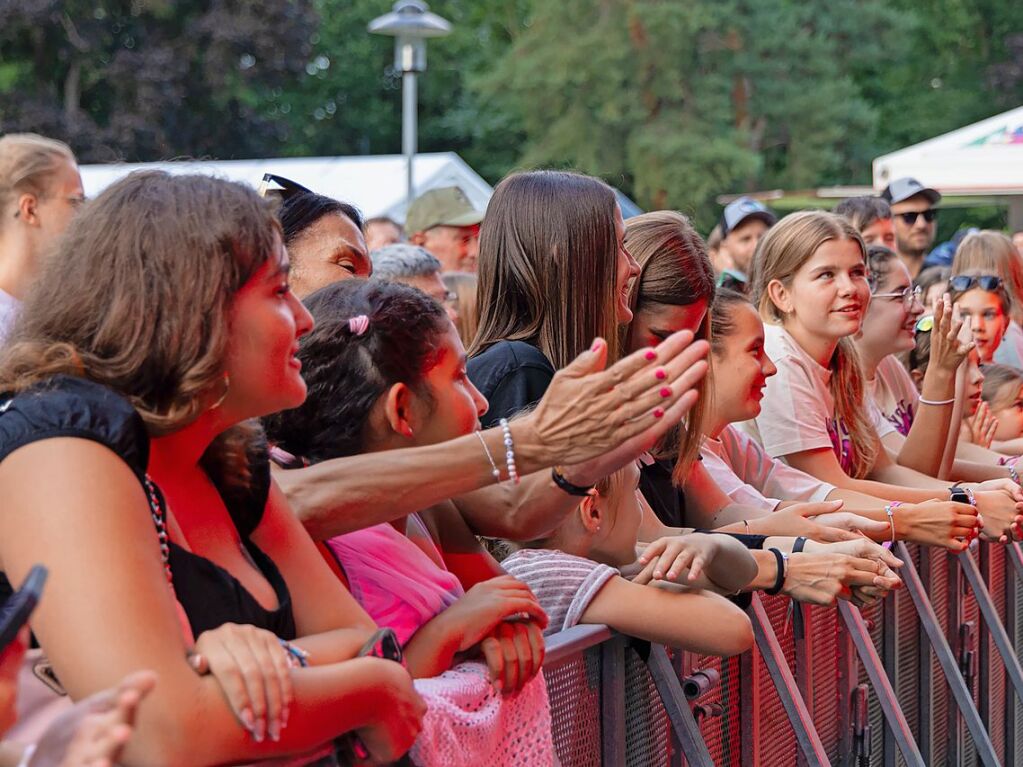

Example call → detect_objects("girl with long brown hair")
748 211 1020 543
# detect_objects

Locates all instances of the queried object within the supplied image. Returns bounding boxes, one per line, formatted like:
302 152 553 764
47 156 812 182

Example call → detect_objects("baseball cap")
880 177 941 206
405 186 483 235
720 197 777 237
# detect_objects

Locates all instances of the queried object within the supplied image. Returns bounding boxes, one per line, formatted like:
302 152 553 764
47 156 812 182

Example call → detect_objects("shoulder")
0 375 149 481
468 340 555 380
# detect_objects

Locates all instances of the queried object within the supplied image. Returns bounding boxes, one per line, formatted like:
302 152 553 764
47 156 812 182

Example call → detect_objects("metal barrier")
542 540 1023 766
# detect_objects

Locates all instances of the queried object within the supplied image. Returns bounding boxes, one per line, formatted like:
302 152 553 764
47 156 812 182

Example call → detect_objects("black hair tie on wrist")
551 467 596 497
792 536 808 553
766 547 786 595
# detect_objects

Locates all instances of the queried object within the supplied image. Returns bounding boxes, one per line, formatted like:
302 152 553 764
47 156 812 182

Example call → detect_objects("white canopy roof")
873 106 1023 196
78 152 493 223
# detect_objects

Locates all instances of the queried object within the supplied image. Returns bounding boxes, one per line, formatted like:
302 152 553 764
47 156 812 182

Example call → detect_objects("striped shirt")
502 548 618 636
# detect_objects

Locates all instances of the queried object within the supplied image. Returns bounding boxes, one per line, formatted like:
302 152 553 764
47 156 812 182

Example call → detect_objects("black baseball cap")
721 197 776 237
880 177 941 206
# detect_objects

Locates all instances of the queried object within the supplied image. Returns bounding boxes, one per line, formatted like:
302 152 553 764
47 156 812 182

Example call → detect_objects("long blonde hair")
469 170 621 367
750 210 877 478
0 133 76 225
952 230 1023 325
0 171 281 488
624 211 715 483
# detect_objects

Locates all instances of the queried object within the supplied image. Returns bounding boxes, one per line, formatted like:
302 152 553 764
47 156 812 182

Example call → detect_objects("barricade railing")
541 539 1023 766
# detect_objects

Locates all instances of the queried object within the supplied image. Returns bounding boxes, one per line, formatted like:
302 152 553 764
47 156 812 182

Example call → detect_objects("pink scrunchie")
348 315 370 336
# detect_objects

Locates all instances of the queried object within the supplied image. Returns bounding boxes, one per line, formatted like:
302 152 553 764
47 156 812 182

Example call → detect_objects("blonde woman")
0 134 83 340
747 211 1023 544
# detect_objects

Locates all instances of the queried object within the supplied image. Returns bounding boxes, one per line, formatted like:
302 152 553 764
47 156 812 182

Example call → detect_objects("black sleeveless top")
0 375 296 640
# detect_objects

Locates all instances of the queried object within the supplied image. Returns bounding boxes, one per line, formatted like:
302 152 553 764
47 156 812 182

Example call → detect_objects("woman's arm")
580 577 754 657
251 482 376 663
418 500 505 588
0 440 420 767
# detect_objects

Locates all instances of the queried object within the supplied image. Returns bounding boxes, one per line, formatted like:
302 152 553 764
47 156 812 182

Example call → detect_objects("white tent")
873 106 1023 226
78 152 493 224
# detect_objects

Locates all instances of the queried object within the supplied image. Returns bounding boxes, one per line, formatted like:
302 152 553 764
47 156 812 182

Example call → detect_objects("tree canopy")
2 0 1020 228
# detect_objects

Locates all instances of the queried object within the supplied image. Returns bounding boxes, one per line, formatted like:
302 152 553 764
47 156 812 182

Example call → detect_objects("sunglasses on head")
915 315 934 333
949 274 1002 292
258 173 312 201
896 210 937 225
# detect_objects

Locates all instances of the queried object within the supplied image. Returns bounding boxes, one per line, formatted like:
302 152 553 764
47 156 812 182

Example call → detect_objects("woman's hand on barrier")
30 670 156 767
969 490 1023 543
746 501 860 543
806 511 890 537
188 622 294 743
353 657 427 763
900 500 980 550
445 576 548 653
927 295 970 375
520 332 709 474
480 620 546 695
634 533 756 593
803 538 903 577
781 553 900 606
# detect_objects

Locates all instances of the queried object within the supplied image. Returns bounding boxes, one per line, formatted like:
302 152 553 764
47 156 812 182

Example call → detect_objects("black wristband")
792 536 808 553
551 467 595 497
765 547 786 595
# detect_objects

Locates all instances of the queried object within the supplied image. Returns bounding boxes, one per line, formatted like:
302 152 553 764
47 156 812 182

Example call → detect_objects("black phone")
0 565 47 652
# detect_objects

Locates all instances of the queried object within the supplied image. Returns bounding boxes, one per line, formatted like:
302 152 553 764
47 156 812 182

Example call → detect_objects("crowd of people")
0 130 1021 766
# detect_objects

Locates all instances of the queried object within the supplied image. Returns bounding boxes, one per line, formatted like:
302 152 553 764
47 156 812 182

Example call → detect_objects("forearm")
947 459 1007 483
292 626 377 667
897 368 955 477
401 615 462 679
702 540 759 592
991 436 1023 455
455 469 579 540
0 744 24 767
869 462 948 491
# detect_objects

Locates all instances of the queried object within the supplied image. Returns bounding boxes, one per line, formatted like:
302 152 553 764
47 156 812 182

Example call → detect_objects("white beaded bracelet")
498 417 520 484
884 502 902 545
918 396 955 406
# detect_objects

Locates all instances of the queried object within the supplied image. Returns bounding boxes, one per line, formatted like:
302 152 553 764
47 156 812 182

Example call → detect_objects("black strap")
765 548 786 595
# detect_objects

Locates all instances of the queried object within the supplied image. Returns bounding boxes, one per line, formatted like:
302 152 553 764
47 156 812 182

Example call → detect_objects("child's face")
710 302 777 425
860 260 924 356
955 288 1008 363
990 382 1023 441
591 461 645 568
776 238 871 344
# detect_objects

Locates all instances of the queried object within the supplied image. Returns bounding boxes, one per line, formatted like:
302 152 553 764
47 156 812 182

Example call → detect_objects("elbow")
719 612 754 657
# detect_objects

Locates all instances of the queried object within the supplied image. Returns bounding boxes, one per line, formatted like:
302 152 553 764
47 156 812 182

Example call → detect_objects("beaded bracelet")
475 431 502 482
884 502 902 545
498 418 520 484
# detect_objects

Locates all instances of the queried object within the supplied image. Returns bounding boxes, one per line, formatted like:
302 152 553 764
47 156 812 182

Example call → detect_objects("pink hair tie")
348 315 370 336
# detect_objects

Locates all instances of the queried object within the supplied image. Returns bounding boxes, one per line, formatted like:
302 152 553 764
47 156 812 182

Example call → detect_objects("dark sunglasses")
949 274 1002 292
897 209 937 225
258 173 312 201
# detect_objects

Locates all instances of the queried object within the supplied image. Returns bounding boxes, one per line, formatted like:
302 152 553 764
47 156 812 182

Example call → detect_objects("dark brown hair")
469 170 620 367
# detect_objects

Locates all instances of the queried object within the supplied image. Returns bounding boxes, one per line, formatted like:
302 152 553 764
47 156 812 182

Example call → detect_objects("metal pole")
402 69 417 211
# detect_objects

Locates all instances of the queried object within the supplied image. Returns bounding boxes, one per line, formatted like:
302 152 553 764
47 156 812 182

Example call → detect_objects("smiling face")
860 259 924 356
773 238 872 344
613 204 642 324
403 322 489 447
989 382 1023 441
955 288 1008 363
223 238 314 419
710 301 778 425
287 211 370 298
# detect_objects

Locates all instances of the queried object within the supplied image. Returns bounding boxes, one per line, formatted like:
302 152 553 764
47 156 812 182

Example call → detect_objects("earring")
210 373 230 410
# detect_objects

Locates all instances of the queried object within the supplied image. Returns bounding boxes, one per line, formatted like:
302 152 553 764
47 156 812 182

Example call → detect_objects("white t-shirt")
867 355 920 437
0 288 19 344
993 320 1023 369
741 324 894 474
701 424 836 510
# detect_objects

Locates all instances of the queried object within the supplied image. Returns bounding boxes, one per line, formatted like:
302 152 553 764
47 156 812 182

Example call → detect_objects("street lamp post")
369 1 452 213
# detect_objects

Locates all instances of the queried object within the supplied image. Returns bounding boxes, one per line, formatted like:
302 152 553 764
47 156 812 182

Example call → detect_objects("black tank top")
0 375 296 640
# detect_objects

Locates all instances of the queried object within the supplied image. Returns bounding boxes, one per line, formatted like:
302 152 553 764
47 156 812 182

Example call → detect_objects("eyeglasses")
949 274 1002 292
896 210 937 225
258 173 312 201
873 284 923 308
915 315 934 333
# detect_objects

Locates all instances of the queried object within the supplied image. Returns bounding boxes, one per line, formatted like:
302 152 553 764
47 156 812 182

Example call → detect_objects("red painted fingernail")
660 387 671 398
653 408 665 418
592 340 602 352
645 349 657 360
655 368 666 380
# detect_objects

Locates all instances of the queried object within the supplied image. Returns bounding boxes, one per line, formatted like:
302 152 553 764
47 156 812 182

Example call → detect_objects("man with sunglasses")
881 177 941 280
